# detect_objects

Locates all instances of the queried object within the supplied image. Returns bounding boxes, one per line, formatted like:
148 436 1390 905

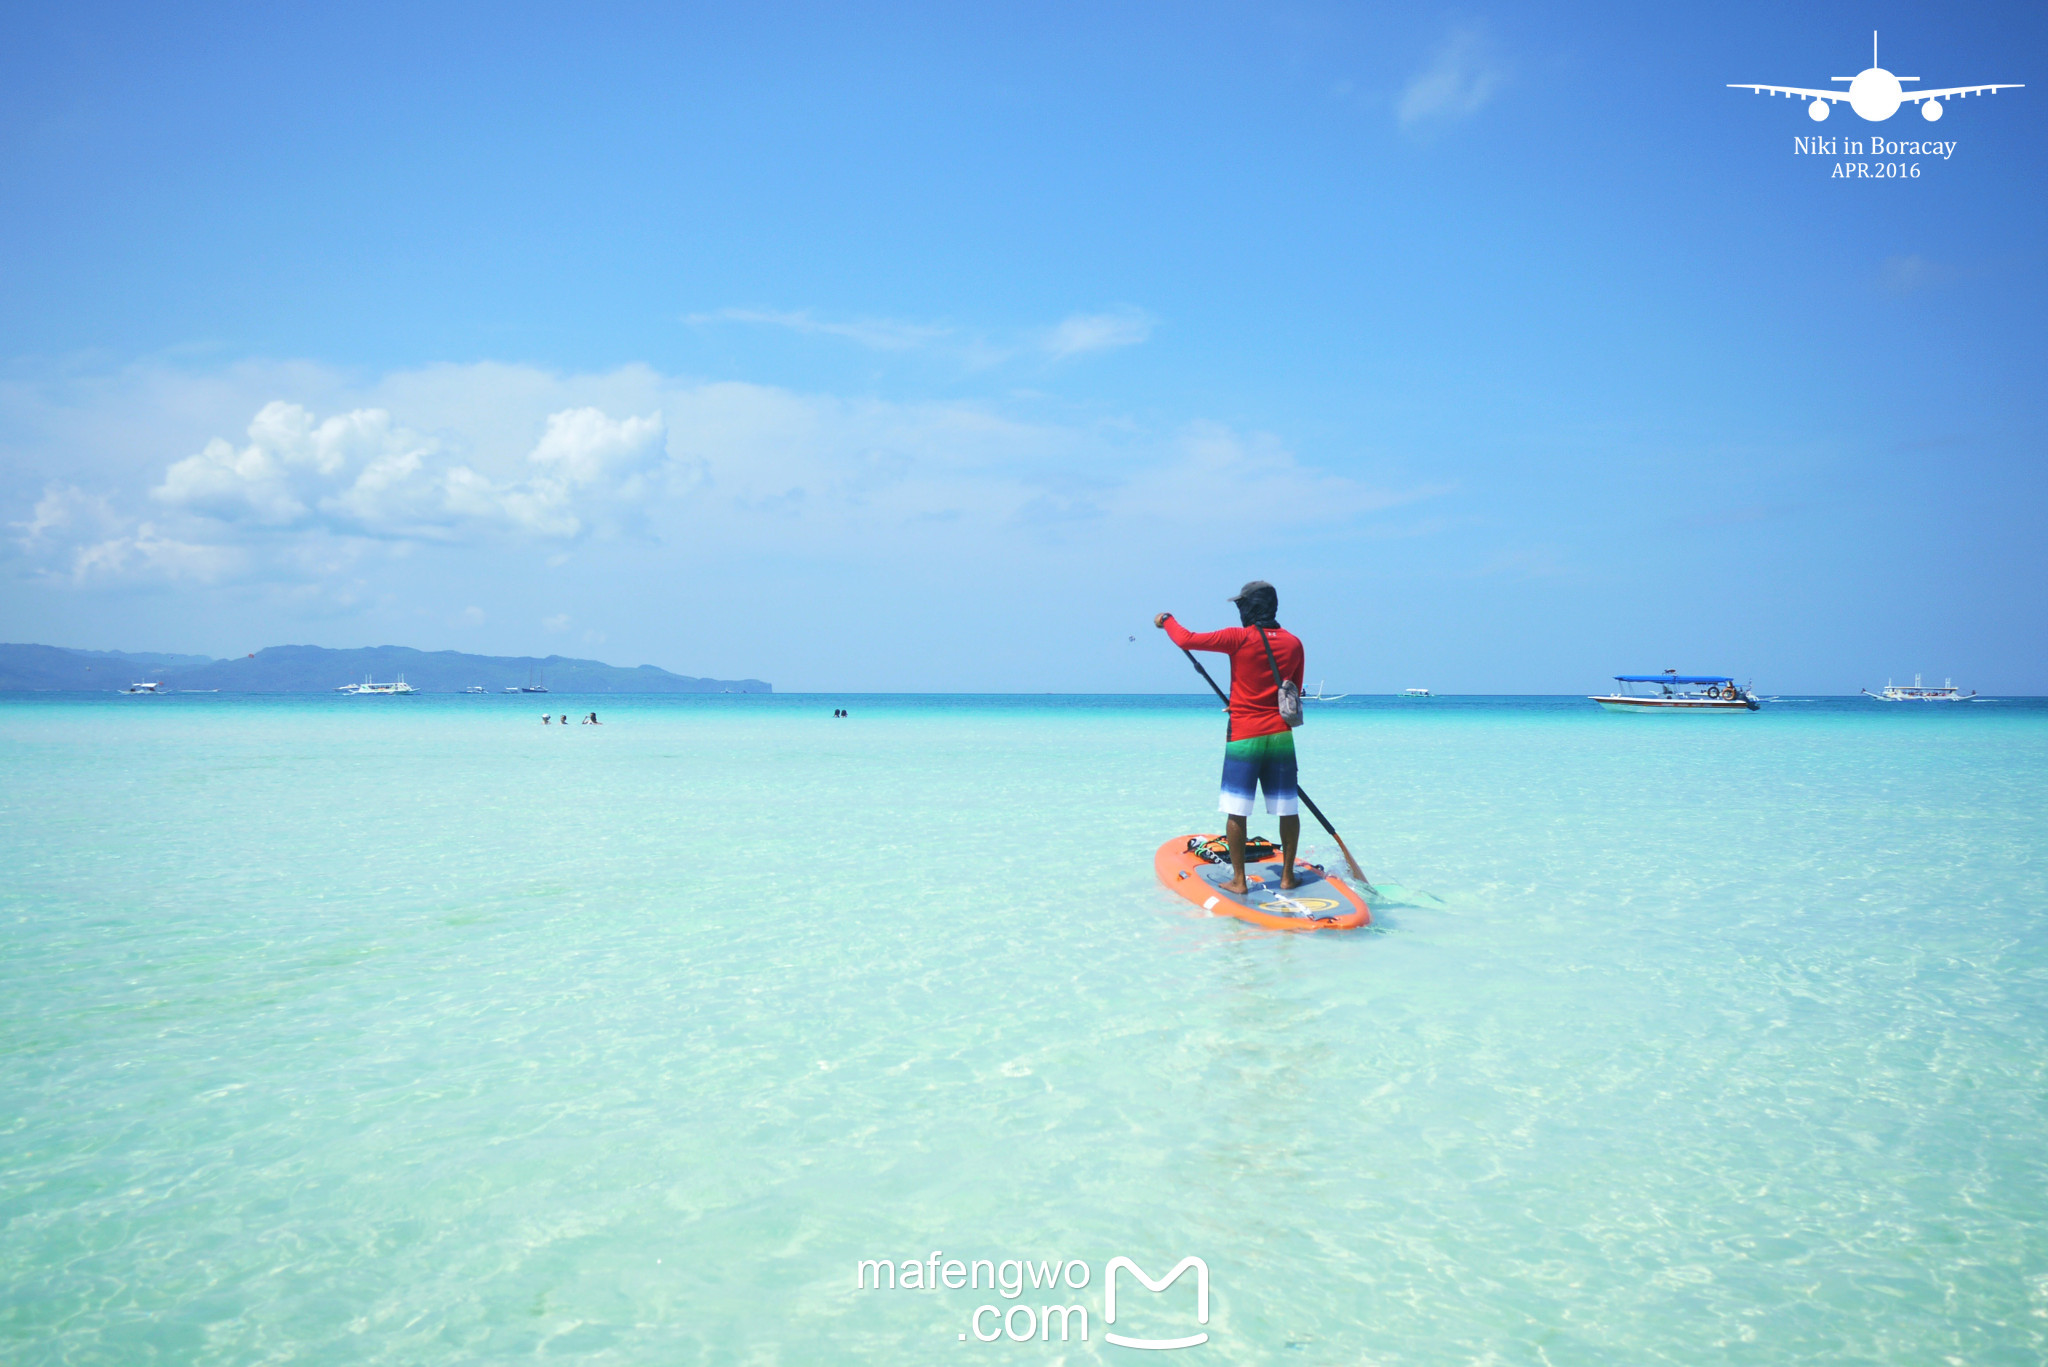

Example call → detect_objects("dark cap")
1228 580 1276 604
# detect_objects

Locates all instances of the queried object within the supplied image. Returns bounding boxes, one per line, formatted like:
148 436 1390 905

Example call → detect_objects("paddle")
1174 642 1377 894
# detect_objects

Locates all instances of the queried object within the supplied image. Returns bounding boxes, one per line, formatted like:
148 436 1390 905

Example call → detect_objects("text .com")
856 1253 1211 1349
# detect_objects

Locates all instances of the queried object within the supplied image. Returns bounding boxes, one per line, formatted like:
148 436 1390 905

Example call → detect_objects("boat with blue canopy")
1590 669 1759 713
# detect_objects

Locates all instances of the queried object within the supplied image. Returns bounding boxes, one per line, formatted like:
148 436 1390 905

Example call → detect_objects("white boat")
1591 671 1758 713
341 675 417 696
1305 680 1349 701
1401 687 1431 698
464 685 486 694
121 680 168 693
1861 675 1978 702
520 665 548 694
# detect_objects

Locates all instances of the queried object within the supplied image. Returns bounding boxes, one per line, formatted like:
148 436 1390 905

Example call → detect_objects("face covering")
1237 592 1279 628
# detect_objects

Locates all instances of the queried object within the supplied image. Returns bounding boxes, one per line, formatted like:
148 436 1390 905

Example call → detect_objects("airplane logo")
1730 31 2021 123
1103 1256 1210 1350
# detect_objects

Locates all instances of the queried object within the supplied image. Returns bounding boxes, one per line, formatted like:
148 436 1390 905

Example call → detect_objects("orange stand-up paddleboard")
1155 833 1372 930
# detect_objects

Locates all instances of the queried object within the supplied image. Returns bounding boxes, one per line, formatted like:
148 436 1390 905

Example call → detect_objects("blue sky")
2 1 2042 692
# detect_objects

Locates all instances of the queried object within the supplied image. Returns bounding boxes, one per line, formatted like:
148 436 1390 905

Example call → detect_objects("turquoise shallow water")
4 693 2046 1365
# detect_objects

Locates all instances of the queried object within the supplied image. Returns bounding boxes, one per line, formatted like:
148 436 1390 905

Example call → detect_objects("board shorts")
1219 730 1298 817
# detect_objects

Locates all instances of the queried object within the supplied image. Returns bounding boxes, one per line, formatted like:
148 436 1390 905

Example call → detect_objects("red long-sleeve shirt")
1162 616 1303 741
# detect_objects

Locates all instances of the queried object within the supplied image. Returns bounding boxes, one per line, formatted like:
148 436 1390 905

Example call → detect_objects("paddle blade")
1366 883 1446 908
1328 833 1374 894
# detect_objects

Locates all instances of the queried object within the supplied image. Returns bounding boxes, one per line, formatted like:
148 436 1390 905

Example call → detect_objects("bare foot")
1221 878 1248 894
1279 876 1299 890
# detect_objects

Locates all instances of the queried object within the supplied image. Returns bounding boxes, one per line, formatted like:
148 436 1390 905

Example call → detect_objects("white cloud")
148 398 674 544
1106 422 1446 525
690 305 1159 365
152 401 445 533
3 360 1448 599
1043 307 1156 359
1398 26 1504 128
13 483 120 547
487 407 672 537
687 308 954 351
12 483 241 584
72 522 243 583
529 408 666 486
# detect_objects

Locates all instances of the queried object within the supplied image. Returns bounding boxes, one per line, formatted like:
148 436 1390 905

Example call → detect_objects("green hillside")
0 643 770 693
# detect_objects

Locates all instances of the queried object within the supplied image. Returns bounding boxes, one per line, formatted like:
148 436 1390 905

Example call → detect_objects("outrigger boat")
1401 687 1431 698
1590 670 1759 713
1861 675 1978 702
121 680 169 694
1305 680 1348 701
339 675 417 696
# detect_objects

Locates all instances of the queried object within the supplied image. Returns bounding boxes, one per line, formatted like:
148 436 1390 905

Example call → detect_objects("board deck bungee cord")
1155 834 1372 930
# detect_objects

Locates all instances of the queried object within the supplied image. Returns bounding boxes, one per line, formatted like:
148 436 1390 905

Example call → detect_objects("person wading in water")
1155 580 1305 895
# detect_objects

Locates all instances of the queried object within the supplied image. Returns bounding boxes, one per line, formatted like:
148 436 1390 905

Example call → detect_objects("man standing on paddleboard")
1155 580 1304 896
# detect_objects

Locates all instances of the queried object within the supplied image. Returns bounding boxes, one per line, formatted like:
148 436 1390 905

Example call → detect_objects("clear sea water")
4 693 2045 1365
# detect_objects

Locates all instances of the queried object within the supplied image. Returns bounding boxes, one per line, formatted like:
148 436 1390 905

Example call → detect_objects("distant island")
0 643 771 694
